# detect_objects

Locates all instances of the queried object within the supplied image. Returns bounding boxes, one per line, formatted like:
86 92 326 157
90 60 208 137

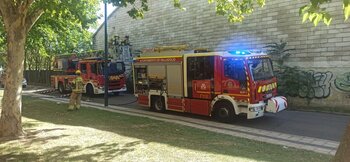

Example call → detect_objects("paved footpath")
26 92 340 155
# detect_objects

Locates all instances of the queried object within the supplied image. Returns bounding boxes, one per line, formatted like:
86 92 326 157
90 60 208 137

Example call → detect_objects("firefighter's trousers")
68 92 82 110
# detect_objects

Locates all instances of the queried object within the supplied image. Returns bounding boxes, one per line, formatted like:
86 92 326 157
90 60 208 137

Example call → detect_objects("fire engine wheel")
214 102 234 123
86 84 94 97
58 82 66 94
152 96 165 112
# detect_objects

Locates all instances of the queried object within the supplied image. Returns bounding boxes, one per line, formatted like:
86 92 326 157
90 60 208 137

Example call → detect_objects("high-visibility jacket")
72 76 84 93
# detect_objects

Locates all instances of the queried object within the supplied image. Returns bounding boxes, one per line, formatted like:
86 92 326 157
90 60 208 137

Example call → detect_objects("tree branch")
0 7 3 18
19 0 35 14
25 8 44 33
0 0 18 29
0 0 11 18
25 0 35 6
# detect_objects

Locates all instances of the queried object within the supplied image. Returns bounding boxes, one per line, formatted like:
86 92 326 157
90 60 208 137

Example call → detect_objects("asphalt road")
30 87 350 142
78 93 350 142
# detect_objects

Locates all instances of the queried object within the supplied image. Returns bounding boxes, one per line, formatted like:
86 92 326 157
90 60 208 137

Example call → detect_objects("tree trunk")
0 0 43 138
333 123 350 162
0 20 26 138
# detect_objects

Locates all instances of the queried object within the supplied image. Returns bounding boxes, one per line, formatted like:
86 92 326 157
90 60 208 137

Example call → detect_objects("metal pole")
104 1 109 107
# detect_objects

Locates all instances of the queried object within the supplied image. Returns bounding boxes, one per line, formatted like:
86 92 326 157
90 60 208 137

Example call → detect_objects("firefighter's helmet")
75 70 81 75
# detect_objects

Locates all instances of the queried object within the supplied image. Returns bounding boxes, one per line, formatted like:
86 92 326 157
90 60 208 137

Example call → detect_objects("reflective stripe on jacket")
72 76 84 93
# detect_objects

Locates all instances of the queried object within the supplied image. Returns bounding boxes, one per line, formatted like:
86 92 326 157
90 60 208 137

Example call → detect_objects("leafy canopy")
107 0 265 22
107 0 350 26
0 0 99 67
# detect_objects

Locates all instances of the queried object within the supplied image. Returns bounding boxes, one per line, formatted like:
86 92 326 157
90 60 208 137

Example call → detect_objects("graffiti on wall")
334 72 350 93
298 71 333 99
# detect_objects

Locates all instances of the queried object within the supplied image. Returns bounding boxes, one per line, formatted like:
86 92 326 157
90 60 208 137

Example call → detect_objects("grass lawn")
0 96 332 162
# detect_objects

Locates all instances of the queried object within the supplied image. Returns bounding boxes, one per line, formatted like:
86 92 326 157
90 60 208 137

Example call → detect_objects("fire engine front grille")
109 80 122 89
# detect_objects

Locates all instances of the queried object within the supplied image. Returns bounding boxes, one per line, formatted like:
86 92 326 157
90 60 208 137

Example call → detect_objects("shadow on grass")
0 128 67 145
18 96 330 162
0 141 138 162
22 121 40 128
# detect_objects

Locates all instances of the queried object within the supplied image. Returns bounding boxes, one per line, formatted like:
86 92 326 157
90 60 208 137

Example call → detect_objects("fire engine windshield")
248 58 274 81
108 62 125 75
99 62 125 75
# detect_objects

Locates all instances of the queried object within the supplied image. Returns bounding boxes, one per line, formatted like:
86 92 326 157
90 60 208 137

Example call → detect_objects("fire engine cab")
51 53 127 96
133 48 287 122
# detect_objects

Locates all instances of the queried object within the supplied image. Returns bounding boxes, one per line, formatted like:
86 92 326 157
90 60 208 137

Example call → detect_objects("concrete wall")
93 0 350 110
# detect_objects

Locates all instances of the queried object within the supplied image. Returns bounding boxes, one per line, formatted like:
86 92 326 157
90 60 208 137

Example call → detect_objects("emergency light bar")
228 50 251 55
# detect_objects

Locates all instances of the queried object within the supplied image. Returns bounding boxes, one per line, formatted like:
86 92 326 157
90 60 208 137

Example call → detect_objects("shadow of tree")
0 141 140 161
17 97 330 162
22 121 39 128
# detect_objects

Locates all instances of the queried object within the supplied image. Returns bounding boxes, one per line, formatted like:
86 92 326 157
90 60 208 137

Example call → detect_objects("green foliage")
299 1 332 26
1 0 349 68
208 0 265 23
0 20 5 66
107 0 186 19
276 66 315 102
264 40 295 66
107 0 148 19
107 0 350 26
345 0 350 20
298 0 343 26
266 41 314 103
0 0 99 70
173 0 186 10
107 0 265 22
33 0 99 29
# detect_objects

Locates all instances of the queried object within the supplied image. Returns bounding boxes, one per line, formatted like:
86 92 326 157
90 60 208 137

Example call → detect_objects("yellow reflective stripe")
137 56 182 59
223 93 250 97
258 86 262 93
73 77 84 92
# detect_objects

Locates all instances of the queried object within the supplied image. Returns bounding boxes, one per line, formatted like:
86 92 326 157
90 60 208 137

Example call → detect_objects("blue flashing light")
229 50 250 55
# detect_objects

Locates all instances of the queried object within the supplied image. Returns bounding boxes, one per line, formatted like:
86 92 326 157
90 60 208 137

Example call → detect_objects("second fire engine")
51 52 127 96
133 47 287 122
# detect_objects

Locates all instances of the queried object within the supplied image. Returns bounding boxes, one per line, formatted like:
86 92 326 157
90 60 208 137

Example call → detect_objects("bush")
275 66 315 100
265 40 314 103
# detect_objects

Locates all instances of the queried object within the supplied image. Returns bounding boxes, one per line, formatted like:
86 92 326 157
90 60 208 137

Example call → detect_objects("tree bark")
333 123 350 162
0 1 43 138
0 18 26 137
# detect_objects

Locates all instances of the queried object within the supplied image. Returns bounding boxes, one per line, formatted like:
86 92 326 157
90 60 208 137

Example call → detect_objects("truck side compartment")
133 50 288 121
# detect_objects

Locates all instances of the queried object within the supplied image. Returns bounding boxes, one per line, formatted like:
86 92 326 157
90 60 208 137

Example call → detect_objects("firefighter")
68 70 84 111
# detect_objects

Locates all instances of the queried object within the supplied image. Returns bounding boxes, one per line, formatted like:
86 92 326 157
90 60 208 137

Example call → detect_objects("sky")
97 2 117 25
89 2 116 33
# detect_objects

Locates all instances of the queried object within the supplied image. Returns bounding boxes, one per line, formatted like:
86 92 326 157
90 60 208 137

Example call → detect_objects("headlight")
249 107 263 112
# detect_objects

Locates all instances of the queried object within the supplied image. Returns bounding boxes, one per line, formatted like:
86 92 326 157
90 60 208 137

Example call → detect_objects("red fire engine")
51 52 127 96
133 48 287 122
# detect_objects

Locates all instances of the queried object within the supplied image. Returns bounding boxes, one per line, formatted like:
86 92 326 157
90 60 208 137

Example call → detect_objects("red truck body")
133 51 287 121
51 54 126 95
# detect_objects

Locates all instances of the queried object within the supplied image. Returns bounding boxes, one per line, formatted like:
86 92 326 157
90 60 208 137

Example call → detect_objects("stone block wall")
93 0 350 110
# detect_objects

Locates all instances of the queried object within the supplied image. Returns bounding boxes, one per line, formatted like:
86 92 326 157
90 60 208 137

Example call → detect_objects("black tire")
213 102 235 123
113 92 120 96
58 82 66 94
152 96 165 112
86 84 94 97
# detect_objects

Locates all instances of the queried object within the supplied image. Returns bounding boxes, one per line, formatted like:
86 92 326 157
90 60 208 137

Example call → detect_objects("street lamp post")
104 0 109 107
